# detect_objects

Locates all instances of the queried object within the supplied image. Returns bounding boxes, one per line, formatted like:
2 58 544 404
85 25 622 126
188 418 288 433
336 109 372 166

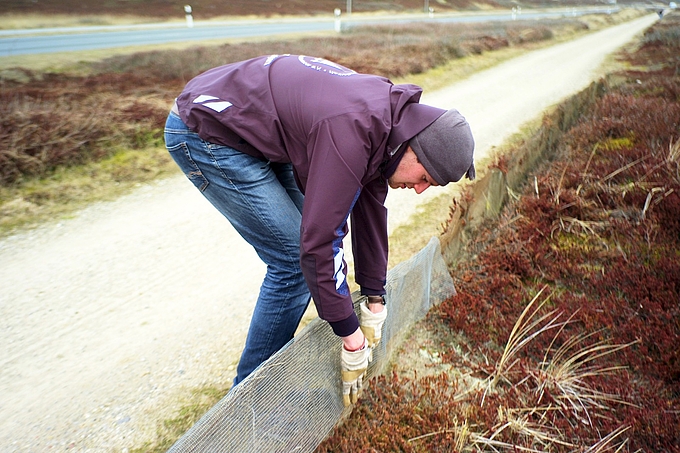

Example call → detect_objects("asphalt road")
0 7 620 56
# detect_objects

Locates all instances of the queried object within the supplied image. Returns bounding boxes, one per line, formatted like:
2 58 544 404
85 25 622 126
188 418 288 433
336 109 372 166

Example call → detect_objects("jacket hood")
387 84 447 151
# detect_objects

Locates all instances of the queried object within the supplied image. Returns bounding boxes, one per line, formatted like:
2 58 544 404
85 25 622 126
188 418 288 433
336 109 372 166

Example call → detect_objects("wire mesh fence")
167 236 455 453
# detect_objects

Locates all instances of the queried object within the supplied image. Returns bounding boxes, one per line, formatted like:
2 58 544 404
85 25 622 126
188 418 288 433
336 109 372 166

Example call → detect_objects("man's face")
387 147 439 194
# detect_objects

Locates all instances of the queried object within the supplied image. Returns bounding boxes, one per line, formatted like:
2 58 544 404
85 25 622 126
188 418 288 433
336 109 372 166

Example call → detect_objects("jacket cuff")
360 286 385 297
328 312 360 337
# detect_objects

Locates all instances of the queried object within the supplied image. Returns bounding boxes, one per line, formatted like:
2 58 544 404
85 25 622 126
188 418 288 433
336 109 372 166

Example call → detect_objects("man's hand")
360 297 387 349
341 338 370 407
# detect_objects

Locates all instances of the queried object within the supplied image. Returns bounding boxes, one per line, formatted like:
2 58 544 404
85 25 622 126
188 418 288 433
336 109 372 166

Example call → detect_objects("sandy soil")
0 14 659 452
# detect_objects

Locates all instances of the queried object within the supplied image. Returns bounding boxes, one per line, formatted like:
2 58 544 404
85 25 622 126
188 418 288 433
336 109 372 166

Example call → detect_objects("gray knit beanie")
410 109 476 186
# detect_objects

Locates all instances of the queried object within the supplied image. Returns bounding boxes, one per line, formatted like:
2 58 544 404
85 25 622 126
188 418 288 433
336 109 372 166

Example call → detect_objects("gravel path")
0 14 658 452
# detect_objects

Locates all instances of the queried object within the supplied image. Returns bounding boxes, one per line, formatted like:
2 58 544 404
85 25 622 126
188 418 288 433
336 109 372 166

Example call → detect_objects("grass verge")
0 145 178 234
130 385 231 453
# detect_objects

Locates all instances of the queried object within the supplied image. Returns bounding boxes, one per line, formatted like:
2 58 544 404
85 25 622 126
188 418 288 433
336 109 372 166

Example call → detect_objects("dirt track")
0 14 659 452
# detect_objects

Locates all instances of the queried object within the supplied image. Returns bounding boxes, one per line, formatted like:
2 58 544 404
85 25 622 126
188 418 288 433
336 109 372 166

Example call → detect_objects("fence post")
334 8 342 32
184 5 194 28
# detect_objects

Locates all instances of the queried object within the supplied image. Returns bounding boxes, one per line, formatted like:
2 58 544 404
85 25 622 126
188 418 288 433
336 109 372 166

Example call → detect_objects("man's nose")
413 182 431 194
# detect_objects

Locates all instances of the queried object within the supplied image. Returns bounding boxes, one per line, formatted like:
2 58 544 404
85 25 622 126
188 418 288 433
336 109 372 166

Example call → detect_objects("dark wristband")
367 295 386 305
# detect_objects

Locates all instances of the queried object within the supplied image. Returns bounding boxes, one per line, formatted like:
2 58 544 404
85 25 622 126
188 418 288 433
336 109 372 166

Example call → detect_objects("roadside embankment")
319 12 680 451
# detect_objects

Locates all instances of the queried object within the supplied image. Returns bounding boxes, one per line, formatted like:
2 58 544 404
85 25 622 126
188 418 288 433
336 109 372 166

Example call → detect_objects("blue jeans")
164 112 311 386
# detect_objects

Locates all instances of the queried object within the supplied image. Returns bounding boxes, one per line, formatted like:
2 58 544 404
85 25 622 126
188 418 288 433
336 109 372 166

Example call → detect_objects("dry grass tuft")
489 286 558 390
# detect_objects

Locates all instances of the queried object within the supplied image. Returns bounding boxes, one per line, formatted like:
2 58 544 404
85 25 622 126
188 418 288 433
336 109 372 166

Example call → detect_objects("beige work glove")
341 338 370 407
360 299 387 349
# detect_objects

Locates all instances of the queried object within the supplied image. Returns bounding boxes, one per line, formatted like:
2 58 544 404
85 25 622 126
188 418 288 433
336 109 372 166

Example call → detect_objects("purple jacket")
175 55 444 336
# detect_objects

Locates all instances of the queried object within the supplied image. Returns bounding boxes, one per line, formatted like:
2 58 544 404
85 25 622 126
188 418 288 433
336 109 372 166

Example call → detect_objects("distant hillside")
0 0 636 18
2 0 480 18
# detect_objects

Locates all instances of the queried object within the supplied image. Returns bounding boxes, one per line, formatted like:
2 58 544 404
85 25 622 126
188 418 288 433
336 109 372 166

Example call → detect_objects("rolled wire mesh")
167 236 455 453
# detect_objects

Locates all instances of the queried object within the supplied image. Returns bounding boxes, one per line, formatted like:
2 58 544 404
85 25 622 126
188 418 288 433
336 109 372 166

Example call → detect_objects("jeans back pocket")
166 141 210 192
